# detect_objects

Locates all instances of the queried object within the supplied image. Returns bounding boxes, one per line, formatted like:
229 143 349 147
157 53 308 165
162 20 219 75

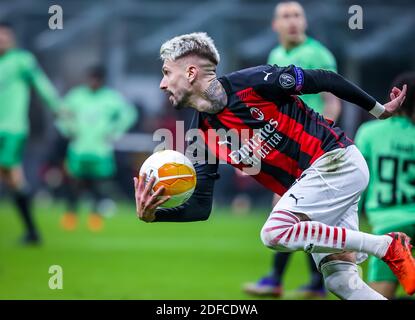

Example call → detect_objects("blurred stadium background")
0 0 414 299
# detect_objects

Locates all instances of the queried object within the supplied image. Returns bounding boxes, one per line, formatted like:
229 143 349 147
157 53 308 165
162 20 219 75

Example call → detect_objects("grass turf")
0 200 377 300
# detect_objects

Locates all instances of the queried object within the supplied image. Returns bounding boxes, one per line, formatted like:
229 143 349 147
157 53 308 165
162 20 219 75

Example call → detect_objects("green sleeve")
56 89 79 137
355 124 371 214
267 49 277 65
313 47 337 72
354 124 371 159
108 93 138 140
21 52 61 111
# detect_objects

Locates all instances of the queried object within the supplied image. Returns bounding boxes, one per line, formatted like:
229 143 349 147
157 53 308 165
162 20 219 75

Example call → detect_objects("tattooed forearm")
202 79 227 113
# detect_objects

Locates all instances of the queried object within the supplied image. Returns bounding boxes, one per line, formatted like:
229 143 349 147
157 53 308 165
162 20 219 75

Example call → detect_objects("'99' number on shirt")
377 156 415 206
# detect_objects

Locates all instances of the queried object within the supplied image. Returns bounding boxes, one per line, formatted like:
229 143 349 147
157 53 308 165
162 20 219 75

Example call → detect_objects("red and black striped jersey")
192 64 353 196
156 64 380 221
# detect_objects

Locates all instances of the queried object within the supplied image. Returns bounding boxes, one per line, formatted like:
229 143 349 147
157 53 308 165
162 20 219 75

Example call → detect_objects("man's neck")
189 78 227 114
280 35 306 51
0 48 11 56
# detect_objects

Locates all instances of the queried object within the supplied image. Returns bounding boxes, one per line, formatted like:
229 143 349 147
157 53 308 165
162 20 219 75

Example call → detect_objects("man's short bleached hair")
160 32 220 65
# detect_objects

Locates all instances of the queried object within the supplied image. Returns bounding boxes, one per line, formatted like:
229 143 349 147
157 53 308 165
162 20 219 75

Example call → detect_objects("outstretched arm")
299 68 406 119
22 52 61 111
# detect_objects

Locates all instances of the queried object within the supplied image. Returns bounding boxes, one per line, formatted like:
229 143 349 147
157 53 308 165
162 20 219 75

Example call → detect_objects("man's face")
87 76 103 90
273 3 307 45
0 27 15 53
159 59 192 110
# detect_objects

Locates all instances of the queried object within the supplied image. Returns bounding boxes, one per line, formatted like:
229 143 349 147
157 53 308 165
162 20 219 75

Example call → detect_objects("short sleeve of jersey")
221 64 305 98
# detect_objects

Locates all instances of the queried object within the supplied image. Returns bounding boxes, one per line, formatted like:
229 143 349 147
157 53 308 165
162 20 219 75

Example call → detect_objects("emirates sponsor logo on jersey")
250 107 264 121
229 118 282 169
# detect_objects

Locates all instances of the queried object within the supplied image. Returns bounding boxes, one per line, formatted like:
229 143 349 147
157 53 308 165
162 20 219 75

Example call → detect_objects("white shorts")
272 145 370 269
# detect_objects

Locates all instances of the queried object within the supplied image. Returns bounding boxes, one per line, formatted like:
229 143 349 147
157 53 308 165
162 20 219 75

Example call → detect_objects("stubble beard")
172 91 191 110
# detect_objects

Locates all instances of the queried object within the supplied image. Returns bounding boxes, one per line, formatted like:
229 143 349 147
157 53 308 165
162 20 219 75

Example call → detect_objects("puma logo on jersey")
289 193 304 205
263 71 273 81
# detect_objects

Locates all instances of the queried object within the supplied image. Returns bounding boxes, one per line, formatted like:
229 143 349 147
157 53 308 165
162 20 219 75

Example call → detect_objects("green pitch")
0 200 375 300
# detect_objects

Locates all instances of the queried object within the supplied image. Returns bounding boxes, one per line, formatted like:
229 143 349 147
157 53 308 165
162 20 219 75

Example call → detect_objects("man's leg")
243 193 290 297
261 209 415 296
61 176 81 231
271 252 291 283
295 254 326 297
260 210 392 259
242 252 290 297
367 241 399 300
86 178 105 232
261 146 415 296
369 282 398 300
1 166 40 244
262 211 387 299
269 194 292 285
319 252 386 300
368 224 415 299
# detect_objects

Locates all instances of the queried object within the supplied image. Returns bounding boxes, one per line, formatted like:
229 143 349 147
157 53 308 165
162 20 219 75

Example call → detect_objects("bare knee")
320 252 356 268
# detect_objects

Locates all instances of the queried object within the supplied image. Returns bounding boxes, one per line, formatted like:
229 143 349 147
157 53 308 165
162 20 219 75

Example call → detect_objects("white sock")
261 211 392 258
343 230 392 258
322 260 387 300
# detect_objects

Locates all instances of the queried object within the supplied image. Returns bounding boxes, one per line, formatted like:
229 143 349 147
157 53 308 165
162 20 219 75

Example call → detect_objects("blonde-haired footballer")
134 32 414 299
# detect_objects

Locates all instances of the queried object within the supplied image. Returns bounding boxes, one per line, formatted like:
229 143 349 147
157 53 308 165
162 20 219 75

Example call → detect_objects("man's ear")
186 65 198 84
272 18 279 33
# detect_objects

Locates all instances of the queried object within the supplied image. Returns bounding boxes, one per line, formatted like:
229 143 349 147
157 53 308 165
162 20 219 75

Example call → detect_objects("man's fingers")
392 86 401 95
143 175 155 196
398 84 407 101
145 186 167 208
134 178 140 200
137 173 146 193
152 186 166 198
150 196 171 209
401 84 407 96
